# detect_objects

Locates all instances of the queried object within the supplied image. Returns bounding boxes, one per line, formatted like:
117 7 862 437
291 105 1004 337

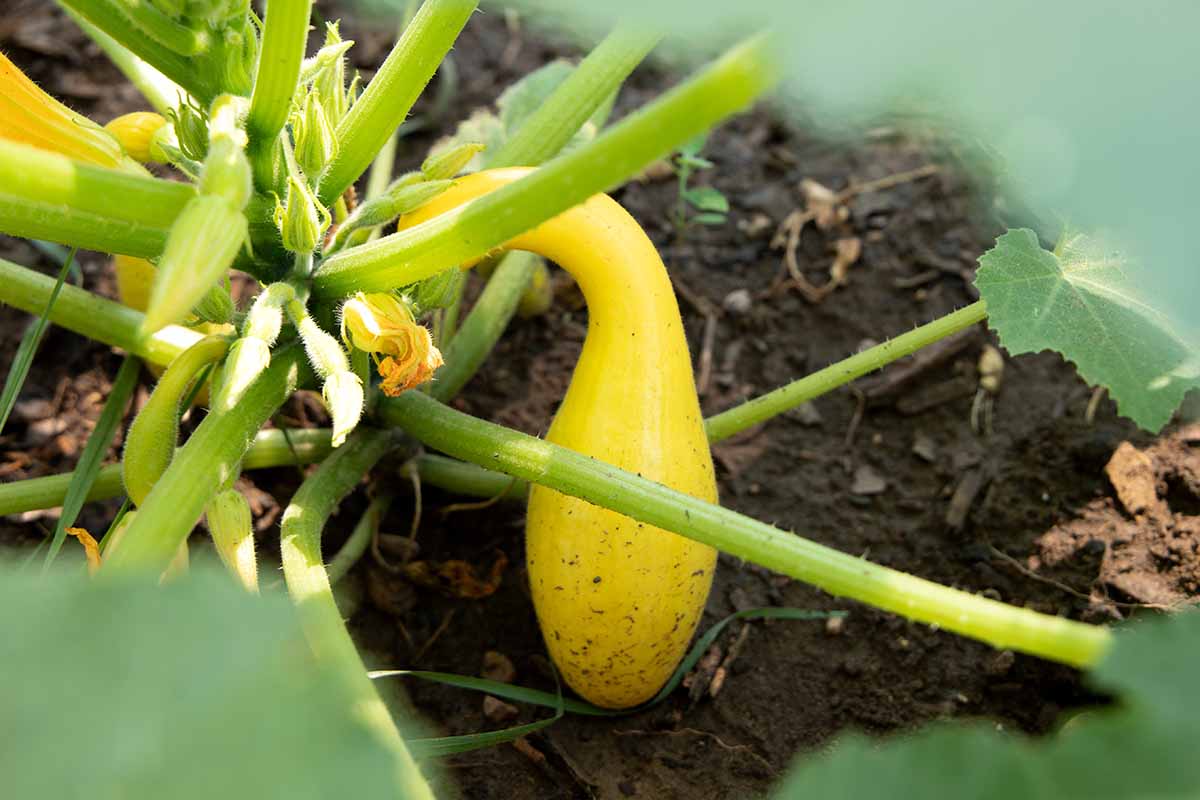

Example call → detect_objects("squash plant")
0 0 1195 796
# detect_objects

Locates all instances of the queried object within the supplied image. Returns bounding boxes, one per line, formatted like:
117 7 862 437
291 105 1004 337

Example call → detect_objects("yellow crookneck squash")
402 168 718 708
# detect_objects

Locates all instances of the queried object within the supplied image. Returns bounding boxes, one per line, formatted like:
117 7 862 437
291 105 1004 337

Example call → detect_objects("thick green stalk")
487 25 660 168
0 140 193 257
67 9 181 114
55 0 218 101
707 301 989 441
0 256 203 366
102 349 304 572
247 0 313 187
278 429 433 798
431 252 537 401
318 0 477 206
112 0 209 56
379 390 1112 669
0 429 334 517
314 34 776 297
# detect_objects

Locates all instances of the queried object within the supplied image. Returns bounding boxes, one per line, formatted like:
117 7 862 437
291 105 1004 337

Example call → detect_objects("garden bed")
1 3 1195 797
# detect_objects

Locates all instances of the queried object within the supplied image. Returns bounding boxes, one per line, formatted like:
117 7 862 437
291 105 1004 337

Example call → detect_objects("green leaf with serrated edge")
0 566 408 799
773 612 1200 799
975 229 1199 432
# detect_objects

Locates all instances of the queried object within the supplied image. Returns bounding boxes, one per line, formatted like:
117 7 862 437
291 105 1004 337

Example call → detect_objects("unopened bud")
293 91 337 177
211 336 270 411
193 282 234 324
325 176 450 254
309 23 353 124
421 141 485 180
243 282 294 343
274 175 329 253
141 195 248 334
105 112 170 163
323 370 364 447
206 488 258 592
416 266 465 311
289 298 349 380
166 100 209 162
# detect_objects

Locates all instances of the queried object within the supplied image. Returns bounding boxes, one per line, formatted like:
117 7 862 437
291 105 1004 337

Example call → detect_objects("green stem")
247 0 313 189
379 390 1112 669
417 453 525 500
278 429 434 798
102 348 304 572
0 429 334 517
66 9 182 114
706 301 990 441
431 252 537 401
314 34 776 297
319 0 477 206
0 140 193 258
327 493 392 585
112 0 209 56
0 257 203 366
487 25 660 168
55 0 219 101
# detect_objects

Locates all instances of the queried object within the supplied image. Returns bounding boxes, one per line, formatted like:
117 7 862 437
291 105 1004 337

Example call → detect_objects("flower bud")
340 292 443 396
325 177 452 254
141 195 248 334
243 282 294 343
421 141 485 180
309 23 352 125
293 90 337 177
193 282 235 324
288 298 349 380
166 100 209 162
206 488 258 592
105 112 170 163
211 336 270 412
323 370 364 447
274 175 329 254
200 137 252 209
415 266 465 311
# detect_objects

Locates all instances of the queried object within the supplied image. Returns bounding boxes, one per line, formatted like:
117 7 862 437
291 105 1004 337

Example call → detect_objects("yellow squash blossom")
340 291 443 396
0 51 125 168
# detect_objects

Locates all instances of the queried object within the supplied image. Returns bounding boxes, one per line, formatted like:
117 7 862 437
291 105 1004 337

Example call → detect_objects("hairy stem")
314 34 776 297
247 0 313 188
379 390 1112 669
66 9 181 114
278 429 433 798
319 0 477 206
487 25 660 168
706 301 989 441
102 348 304 572
55 0 218 101
0 256 203 365
0 429 335 517
0 140 192 257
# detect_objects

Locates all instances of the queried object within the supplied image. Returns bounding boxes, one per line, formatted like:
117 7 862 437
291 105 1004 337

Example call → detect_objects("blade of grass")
42 355 139 569
0 251 75 436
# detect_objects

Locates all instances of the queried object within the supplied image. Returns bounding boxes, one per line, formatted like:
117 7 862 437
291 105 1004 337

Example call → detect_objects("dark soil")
3 4 1198 799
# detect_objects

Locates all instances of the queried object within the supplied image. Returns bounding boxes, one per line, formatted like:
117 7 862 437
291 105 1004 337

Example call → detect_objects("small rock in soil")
481 650 516 684
911 432 938 463
787 401 823 427
851 464 888 495
483 695 519 723
722 288 754 314
1104 441 1164 518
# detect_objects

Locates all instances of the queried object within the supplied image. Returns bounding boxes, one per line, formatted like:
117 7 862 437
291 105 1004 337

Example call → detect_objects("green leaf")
773 611 1200 799
0 252 75 436
691 212 728 226
43 356 140 569
0 566 404 798
975 229 1199 432
684 186 730 212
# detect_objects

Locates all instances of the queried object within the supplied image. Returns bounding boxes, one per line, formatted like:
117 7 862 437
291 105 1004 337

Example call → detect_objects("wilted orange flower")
0 51 126 168
340 291 443 396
